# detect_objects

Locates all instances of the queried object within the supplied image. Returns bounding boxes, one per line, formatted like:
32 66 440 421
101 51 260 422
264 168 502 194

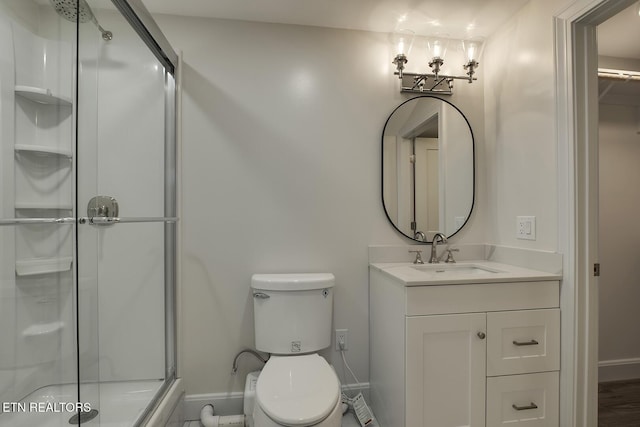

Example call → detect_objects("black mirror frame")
381 95 476 244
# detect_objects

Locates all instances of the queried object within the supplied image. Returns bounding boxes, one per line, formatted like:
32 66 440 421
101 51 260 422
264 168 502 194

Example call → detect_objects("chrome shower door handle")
87 196 119 226
89 217 121 225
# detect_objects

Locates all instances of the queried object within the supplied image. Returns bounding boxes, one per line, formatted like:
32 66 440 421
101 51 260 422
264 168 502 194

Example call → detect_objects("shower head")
50 0 113 41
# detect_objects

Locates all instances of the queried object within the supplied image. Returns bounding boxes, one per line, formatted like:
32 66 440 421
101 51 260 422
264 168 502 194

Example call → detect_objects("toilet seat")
255 354 340 426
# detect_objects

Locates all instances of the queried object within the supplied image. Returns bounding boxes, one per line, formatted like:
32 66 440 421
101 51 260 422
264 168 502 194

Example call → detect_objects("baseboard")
599 358 640 382
184 382 370 422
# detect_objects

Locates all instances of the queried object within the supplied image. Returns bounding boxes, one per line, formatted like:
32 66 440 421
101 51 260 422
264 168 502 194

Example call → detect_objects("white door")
414 137 439 234
406 313 487 427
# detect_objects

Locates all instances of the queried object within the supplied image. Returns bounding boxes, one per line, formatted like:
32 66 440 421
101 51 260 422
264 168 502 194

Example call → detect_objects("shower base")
2 379 163 427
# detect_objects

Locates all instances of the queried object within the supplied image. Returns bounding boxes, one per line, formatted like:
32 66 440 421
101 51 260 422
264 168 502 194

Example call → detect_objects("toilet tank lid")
251 273 335 291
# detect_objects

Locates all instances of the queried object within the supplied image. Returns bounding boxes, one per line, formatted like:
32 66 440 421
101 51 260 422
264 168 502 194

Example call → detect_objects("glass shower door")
76 1 175 425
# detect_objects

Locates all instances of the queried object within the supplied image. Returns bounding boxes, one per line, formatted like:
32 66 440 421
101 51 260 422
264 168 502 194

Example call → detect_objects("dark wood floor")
599 379 640 426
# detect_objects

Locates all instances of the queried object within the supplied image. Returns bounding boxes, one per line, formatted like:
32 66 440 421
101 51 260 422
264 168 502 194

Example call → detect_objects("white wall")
153 14 487 395
598 102 640 376
483 0 567 250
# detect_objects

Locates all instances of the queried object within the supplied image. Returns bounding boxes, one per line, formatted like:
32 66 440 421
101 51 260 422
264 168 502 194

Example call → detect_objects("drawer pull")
512 339 539 346
512 402 538 411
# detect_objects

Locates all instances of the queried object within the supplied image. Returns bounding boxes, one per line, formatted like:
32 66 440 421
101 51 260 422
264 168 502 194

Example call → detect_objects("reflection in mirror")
382 96 474 242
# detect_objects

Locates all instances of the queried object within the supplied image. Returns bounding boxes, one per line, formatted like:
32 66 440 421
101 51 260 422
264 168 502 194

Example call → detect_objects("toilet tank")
251 273 334 354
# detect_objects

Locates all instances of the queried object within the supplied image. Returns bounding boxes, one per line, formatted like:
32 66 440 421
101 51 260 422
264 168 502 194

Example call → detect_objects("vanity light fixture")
426 36 450 79
391 29 415 79
392 31 485 95
462 37 484 82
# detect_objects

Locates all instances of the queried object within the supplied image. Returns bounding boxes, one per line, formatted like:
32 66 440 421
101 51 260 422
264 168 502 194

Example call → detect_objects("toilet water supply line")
231 349 270 374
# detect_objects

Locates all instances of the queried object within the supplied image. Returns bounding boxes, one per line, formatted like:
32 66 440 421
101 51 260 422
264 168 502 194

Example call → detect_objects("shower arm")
92 17 113 41
51 0 113 41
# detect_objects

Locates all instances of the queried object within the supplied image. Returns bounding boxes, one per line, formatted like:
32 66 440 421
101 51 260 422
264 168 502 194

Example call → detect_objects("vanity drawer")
486 371 559 427
487 309 560 376
405 281 559 316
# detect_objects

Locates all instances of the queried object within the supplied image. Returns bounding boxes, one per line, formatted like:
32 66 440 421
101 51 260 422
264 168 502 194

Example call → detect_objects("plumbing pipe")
231 349 269 374
200 404 245 427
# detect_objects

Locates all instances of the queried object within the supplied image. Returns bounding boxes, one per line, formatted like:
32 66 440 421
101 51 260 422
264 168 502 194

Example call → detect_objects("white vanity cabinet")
369 265 561 427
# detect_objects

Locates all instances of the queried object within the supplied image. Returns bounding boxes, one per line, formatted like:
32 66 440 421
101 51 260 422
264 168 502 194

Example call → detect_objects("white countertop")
370 260 562 286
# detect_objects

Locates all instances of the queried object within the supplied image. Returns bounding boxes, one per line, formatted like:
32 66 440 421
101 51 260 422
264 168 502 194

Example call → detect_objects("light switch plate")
516 216 536 240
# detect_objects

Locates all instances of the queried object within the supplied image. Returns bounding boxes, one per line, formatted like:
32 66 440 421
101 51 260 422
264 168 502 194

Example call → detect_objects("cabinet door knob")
477 332 486 339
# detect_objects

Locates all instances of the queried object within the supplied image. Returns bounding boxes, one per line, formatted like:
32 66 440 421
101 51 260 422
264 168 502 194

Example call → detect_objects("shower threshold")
0 379 163 427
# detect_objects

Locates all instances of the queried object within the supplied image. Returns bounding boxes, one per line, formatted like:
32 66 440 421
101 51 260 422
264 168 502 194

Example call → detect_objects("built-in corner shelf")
15 144 72 159
14 202 73 211
22 321 65 338
15 256 73 277
15 85 72 106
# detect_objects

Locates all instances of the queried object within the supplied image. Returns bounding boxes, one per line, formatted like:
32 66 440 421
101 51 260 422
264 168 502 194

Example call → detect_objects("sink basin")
410 264 503 275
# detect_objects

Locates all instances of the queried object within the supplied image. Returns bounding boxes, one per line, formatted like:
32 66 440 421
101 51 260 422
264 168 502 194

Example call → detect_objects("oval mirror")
382 96 475 242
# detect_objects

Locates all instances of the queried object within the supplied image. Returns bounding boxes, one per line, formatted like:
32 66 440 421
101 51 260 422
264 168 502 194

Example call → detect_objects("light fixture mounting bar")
395 72 477 95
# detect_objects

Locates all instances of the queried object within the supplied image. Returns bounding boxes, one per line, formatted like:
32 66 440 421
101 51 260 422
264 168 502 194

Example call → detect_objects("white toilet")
245 273 342 427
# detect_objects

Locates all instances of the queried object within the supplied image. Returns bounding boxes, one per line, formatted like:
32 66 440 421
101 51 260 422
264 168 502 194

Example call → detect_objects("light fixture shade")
391 29 415 56
461 37 485 63
426 36 450 60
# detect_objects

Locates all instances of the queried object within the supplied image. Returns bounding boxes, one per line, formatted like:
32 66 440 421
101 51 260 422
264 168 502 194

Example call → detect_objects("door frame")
554 0 637 425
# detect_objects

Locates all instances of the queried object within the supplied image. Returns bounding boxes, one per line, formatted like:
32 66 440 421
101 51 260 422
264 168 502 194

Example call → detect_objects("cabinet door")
406 313 486 427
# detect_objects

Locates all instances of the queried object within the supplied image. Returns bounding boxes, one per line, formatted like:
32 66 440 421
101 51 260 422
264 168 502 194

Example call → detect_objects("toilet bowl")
247 273 341 427
253 355 341 427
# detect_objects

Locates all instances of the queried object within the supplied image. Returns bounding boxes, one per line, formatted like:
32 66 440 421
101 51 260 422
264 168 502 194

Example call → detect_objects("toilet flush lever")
253 292 270 299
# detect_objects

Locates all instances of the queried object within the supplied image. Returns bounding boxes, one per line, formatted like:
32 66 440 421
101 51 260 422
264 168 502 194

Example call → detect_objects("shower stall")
0 0 178 425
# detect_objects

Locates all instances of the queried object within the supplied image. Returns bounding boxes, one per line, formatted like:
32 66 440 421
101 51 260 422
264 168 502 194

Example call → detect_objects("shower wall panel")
0 3 76 405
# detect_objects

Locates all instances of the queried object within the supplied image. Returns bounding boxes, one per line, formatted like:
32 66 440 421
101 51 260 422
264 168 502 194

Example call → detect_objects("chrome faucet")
429 233 447 263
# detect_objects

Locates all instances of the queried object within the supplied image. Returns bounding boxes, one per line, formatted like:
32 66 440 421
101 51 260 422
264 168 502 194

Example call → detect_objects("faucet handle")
444 248 460 263
409 250 424 264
